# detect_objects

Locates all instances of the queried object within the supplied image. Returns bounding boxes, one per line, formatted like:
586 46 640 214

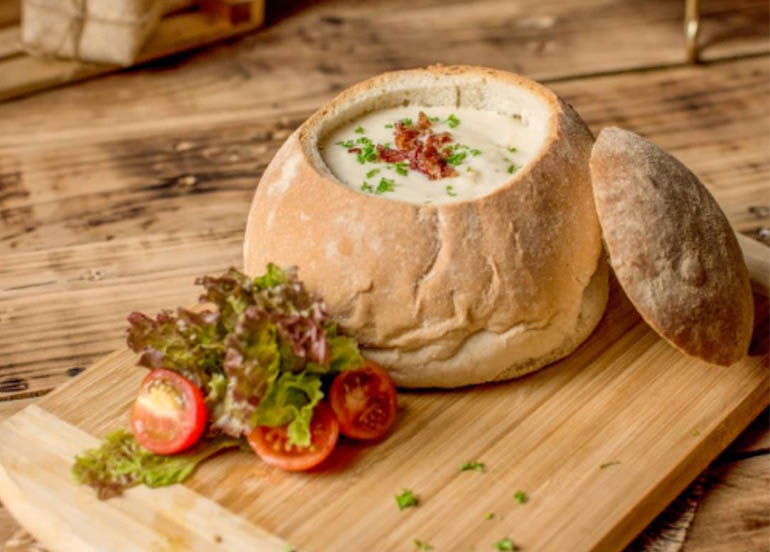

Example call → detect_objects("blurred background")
0 0 769 550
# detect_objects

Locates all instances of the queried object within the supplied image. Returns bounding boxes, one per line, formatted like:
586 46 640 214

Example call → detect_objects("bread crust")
590 127 753 366
244 65 607 387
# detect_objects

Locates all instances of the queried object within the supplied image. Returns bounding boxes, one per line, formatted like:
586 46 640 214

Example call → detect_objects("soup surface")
320 106 546 204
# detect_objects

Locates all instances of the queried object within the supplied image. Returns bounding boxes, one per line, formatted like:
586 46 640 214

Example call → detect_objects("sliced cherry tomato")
329 360 398 440
130 369 207 455
248 401 339 471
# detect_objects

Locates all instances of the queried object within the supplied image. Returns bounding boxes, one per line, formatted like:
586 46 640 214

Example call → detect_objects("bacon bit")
417 111 432 129
377 144 407 163
381 111 458 180
348 147 361 153
394 123 420 151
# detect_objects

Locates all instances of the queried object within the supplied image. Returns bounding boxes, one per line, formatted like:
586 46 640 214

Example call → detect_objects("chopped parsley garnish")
385 123 394 129
447 152 467 166
360 182 374 193
402 117 413 126
470 149 481 156
366 168 380 178
600 461 620 469
514 490 529 504
428 115 440 123
356 136 372 145
394 162 409 176
383 142 392 149
336 140 354 148
496 537 519 551
447 114 460 128
414 539 434 551
357 144 378 164
446 185 458 197
507 164 517 174
376 177 395 194
507 146 518 153
460 460 485 472
395 488 418 510
485 512 495 520
466 166 473 172
354 125 365 134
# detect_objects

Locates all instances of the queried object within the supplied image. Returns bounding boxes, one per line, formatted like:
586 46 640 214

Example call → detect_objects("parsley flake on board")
600 461 620 469
447 114 460 128
446 185 458 197
496 537 519 551
460 460 485 472
376 177 395 194
354 125 365 134
485 512 495 520
414 539 434 551
507 146 518 153
514 490 529 504
366 168 380 179
507 164 518 174
361 182 374 193
396 488 419 510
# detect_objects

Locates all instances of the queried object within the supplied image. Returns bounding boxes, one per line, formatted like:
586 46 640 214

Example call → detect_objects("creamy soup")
319 106 547 204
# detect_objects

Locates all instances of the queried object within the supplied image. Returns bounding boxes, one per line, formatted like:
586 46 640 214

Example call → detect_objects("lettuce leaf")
256 371 324 447
195 268 254 333
211 308 281 437
72 429 241 499
254 262 290 289
328 333 364 372
126 308 222 387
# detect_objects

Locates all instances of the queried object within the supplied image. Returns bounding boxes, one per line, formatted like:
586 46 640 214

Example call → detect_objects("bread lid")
589 127 753 366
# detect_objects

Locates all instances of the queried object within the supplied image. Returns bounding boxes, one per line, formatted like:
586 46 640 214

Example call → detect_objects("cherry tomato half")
329 360 398 440
130 369 207 455
247 401 339 471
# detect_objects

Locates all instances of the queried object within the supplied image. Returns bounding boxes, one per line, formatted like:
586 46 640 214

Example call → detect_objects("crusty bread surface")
590 127 753 366
244 65 607 387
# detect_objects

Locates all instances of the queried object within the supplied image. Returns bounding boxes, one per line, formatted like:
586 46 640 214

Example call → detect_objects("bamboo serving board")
0 275 767 552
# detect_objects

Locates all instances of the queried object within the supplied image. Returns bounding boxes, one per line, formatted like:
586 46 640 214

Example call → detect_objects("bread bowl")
244 65 608 388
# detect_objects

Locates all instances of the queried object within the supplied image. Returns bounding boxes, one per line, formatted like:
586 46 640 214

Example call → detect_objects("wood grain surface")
1 0 769 550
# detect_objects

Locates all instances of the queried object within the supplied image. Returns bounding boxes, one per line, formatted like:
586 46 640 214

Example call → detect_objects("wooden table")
0 0 768 550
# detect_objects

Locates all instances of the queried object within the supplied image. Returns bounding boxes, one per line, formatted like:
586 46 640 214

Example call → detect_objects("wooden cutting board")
0 276 767 552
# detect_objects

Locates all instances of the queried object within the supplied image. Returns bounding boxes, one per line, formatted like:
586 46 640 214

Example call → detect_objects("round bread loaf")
244 65 607 388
